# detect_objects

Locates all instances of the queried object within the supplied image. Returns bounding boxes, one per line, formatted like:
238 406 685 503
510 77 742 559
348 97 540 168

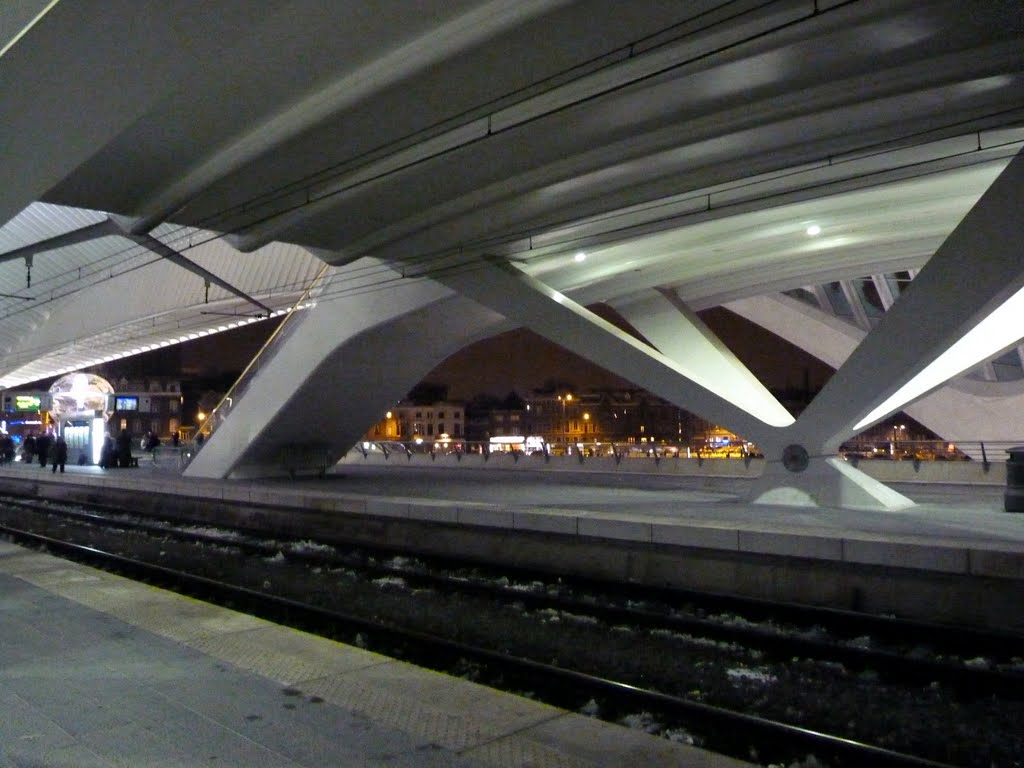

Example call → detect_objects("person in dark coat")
117 429 133 467
51 436 68 473
99 434 115 469
36 432 51 468
23 433 36 464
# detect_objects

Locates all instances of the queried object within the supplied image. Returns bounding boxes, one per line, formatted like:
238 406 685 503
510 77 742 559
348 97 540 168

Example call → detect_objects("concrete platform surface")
0 539 748 768
5 459 1024 580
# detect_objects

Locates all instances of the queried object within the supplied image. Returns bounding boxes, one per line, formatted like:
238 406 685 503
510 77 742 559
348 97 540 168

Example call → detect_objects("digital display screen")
14 395 41 411
115 396 138 411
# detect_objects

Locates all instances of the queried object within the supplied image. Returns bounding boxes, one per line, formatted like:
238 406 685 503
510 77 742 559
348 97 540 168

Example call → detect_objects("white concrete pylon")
745 149 1024 510
793 148 1024 451
184 261 505 479
617 288 792 442
749 454 917 510
727 293 1024 454
435 257 793 439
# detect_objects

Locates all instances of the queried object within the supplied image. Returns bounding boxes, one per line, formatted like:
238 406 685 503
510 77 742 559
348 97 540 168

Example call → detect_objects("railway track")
2 495 1023 766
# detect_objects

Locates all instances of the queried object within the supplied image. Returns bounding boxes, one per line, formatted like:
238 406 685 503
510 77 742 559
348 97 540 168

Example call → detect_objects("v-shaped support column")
185 261 505 479
435 258 794 440
749 149 1024 509
616 289 791 443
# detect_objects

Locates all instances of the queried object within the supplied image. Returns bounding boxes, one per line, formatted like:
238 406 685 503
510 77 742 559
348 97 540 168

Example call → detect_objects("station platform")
2 456 1024 765
0 538 745 767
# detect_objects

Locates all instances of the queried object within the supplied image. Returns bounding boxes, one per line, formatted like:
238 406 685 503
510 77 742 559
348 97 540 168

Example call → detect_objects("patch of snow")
726 666 777 685
845 635 872 649
579 698 600 717
372 576 407 589
664 727 695 745
620 711 660 734
289 539 335 554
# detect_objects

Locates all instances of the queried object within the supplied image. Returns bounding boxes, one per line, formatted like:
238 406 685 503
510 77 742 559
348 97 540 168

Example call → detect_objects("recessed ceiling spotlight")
574 251 587 263
806 224 822 236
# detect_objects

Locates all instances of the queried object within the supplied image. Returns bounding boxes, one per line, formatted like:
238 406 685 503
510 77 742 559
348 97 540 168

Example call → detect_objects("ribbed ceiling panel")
0 203 328 387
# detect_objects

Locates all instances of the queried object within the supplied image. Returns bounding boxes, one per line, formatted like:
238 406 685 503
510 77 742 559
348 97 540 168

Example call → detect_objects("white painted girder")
617 290 792 441
185 262 506 479
435 258 790 439
793 149 1024 450
726 293 1024 453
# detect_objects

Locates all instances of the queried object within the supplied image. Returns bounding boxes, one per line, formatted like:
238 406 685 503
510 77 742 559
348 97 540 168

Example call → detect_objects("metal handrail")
181 263 333 466
350 438 1016 466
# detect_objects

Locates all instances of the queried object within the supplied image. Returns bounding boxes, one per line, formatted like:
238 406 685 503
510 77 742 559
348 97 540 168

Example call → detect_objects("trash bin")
1004 447 1024 512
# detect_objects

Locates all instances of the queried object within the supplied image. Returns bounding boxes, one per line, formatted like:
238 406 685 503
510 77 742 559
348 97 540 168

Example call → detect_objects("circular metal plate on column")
782 444 810 472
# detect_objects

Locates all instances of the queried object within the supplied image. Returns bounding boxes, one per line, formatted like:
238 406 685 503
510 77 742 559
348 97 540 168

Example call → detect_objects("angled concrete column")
437 259 911 509
436 258 793 441
728 293 1024 452
617 289 790 443
745 149 1024 509
185 263 504 479
795 149 1024 450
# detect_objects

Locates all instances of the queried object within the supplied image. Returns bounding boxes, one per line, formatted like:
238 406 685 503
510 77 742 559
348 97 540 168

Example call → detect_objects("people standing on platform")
23 433 36 464
51 435 68 473
117 429 133 467
36 431 51 468
1 433 14 464
99 434 115 469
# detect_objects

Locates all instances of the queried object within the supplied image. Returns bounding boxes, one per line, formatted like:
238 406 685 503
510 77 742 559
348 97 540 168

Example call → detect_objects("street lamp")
558 393 573 449
891 424 905 456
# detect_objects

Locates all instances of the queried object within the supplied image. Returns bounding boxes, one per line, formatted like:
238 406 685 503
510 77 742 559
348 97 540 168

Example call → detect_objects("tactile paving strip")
0 543 746 768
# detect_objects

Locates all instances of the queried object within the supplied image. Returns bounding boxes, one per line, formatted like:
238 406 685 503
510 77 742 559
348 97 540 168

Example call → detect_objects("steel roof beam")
108 216 272 317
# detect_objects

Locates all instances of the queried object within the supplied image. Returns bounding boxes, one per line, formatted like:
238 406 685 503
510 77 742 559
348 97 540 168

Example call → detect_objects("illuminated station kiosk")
1 373 116 465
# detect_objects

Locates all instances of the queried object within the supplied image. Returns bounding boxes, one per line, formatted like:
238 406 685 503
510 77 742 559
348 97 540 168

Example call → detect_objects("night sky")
82 306 833 405
423 306 833 400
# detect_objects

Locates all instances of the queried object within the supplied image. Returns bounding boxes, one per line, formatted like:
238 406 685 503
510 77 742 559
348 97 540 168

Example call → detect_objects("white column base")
749 456 915 511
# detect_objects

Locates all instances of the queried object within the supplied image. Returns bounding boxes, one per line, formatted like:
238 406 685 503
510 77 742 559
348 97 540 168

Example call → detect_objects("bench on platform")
279 443 333 479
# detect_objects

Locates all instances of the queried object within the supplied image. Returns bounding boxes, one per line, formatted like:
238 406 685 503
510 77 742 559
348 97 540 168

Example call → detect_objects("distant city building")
524 389 714 448
364 401 464 442
106 376 184 441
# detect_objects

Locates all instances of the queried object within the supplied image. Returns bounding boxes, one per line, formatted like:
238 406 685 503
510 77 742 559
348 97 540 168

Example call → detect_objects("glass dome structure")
48 373 114 420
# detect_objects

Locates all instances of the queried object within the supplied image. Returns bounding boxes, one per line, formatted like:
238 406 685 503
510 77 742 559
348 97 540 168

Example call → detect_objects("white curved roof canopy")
2 0 1023 407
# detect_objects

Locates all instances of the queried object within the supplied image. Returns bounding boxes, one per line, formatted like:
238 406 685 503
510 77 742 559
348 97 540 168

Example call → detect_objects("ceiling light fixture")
806 224 821 236
574 251 587 263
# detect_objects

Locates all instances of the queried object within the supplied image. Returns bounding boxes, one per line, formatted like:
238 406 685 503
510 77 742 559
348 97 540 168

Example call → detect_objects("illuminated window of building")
640 425 645 433
510 414 520 422
169 399 179 414
120 418 127 431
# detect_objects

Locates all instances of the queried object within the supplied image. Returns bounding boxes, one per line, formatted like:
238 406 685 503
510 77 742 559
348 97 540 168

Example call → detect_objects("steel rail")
0 521 961 768
4 494 1024 700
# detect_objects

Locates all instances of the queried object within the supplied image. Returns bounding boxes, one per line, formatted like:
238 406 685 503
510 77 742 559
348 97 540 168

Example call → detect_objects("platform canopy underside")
2 1 1023 489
